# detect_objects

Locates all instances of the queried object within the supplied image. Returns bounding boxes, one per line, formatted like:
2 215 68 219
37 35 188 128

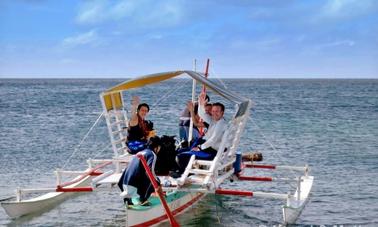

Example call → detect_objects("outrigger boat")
1 67 314 226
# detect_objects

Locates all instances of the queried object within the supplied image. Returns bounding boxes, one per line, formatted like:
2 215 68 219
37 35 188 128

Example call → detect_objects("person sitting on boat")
177 92 227 171
203 102 212 128
178 95 210 144
196 102 212 136
118 136 161 206
126 96 155 154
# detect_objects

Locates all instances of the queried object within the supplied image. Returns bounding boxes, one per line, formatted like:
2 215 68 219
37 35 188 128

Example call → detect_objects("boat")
1 65 314 226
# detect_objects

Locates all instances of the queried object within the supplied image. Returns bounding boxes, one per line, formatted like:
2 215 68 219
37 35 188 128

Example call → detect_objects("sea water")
0 78 377 226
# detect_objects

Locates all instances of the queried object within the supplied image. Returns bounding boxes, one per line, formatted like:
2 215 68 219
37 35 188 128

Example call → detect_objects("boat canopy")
101 70 251 115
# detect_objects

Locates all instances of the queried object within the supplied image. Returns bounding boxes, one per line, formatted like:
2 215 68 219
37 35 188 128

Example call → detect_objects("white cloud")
59 58 76 64
147 33 164 40
138 1 183 27
75 0 184 28
320 0 376 19
303 40 356 55
230 38 281 51
110 0 137 20
320 40 355 48
61 30 101 48
76 0 108 24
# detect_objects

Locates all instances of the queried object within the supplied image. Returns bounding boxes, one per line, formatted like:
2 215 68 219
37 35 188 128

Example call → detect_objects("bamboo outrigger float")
1 68 314 226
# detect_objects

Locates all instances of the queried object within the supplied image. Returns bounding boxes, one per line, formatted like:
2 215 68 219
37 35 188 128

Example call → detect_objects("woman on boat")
126 96 155 154
118 136 161 206
178 95 210 143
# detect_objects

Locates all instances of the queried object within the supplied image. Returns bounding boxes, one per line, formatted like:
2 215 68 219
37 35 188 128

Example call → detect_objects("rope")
209 175 222 224
92 143 112 159
214 193 222 224
60 112 104 169
248 116 279 153
210 68 228 89
248 116 298 188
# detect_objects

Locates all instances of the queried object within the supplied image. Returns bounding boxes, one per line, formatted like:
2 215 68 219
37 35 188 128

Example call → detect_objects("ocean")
0 78 377 226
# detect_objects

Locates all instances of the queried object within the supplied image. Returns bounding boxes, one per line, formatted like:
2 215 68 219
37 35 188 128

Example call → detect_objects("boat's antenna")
188 59 197 142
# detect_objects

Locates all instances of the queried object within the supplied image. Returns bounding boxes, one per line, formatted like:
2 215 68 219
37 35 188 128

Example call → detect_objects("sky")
0 0 377 78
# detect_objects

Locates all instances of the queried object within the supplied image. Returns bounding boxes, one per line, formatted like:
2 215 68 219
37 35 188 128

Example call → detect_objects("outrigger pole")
215 189 289 200
245 164 309 174
14 161 113 201
137 154 180 227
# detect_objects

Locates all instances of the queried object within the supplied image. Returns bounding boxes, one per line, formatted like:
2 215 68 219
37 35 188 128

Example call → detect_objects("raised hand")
131 96 140 106
187 101 194 112
198 91 206 106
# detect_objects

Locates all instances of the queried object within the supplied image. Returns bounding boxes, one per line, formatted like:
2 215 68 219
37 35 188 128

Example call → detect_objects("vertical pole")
55 169 62 186
15 187 21 202
87 158 93 168
202 58 210 93
199 58 210 136
297 176 301 201
188 59 197 142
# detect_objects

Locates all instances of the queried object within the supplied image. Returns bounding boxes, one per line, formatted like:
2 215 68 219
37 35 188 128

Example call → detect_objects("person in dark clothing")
118 136 161 206
126 96 155 154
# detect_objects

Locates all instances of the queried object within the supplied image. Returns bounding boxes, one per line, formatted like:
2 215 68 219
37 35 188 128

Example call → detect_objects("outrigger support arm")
245 164 310 175
137 154 180 227
215 189 289 200
238 175 301 182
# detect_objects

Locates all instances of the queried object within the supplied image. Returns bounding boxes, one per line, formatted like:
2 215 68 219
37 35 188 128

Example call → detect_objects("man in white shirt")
176 92 227 171
192 92 227 153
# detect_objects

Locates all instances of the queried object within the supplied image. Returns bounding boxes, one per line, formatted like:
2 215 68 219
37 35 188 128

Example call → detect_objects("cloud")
320 0 378 20
59 58 76 64
76 0 108 24
320 40 355 48
61 30 101 48
75 0 184 28
75 0 136 24
230 38 281 51
301 39 357 56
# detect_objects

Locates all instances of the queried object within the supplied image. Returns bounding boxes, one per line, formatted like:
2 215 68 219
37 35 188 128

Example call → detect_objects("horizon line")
1 76 377 80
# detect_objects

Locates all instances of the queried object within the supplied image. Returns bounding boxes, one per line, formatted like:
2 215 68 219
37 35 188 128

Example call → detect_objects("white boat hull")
282 175 314 224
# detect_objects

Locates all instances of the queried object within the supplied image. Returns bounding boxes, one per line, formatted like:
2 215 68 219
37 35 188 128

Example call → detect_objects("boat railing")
176 111 249 189
100 92 129 158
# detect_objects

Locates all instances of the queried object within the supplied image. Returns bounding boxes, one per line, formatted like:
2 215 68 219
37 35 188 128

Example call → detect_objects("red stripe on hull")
132 193 204 227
